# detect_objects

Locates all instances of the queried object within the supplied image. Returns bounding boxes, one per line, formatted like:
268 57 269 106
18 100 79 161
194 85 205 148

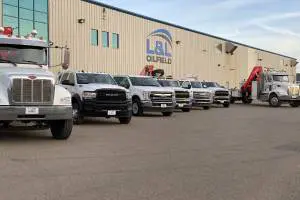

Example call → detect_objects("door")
60 72 76 96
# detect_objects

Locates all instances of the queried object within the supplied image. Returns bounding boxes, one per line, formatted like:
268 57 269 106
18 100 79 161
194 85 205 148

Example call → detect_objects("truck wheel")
289 102 299 107
72 102 84 124
242 96 252 104
162 112 173 116
203 106 210 110
230 98 235 104
181 108 191 112
50 119 73 140
269 94 281 107
132 98 143 116
223 102 230 108
119 117 132 124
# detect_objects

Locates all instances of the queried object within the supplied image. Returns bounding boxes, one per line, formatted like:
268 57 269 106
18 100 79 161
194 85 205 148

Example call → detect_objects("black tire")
162 112 173 116
242 95 252 104
230 98 235 104
119 117 132 124
289 102 299 107
223 102 230 108
203 106 210 110
269 94 281 107
2 121 11 128
181 108 191 112
132 98 143 116
72 102 84 124
50 119 73 140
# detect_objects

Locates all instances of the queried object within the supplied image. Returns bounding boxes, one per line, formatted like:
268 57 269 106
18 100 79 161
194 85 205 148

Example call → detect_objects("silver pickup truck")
202 82 230 108
157 79 192 112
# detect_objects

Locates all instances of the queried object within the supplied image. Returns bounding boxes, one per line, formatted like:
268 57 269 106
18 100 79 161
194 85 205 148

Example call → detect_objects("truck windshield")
0 45 47 65
191 81 203 88
202 82 220 88
77 73 117 85
158 80 180 87
273 75 289 82
130 77 160 87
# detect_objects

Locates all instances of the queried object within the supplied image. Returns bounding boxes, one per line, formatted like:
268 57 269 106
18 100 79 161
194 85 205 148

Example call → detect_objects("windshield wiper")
0 58 17 66
22 60 43 67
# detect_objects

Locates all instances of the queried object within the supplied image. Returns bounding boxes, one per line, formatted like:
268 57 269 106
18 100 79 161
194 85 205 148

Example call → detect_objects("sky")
96 0 300 72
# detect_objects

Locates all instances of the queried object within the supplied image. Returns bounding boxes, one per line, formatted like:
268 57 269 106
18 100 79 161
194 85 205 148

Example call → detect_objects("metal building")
1 0 298 87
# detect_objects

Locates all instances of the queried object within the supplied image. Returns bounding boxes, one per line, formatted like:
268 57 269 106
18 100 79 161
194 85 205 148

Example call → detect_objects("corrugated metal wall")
0 0 2 26
46 0 296 87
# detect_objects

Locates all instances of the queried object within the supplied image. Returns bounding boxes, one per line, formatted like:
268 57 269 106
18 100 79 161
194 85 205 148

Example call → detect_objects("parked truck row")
0 27 298 140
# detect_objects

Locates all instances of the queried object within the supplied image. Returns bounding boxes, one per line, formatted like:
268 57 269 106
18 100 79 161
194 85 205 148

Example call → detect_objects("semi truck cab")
0 27 73 139
230 66 300 107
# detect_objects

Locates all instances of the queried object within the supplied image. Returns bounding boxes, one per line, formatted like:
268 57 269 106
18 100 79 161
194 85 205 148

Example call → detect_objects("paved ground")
1 104 300 200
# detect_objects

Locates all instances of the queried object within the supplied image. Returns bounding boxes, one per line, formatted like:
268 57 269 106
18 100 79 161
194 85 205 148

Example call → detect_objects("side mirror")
61 80 74 86
187 85 192 89
120 83 130 89
62 49 70 70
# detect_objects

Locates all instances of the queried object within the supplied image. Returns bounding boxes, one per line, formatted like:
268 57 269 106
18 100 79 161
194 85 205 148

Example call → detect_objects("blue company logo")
146 29 172 64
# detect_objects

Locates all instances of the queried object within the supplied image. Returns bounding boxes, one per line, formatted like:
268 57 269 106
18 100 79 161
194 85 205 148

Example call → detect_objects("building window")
3 0 18 6
91 29 98 46
102 31 109 48
112 33 119 49
2 0 49 40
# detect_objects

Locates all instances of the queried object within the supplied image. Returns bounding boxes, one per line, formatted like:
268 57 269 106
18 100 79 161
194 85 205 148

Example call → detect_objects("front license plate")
219 100 225 103
25 107 39 115
292 96 297 99
108 110 116 116
161 104 167 108
178 104 184 108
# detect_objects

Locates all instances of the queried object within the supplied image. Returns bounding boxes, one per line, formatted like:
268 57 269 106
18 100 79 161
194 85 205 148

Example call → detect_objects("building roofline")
82 0 297 60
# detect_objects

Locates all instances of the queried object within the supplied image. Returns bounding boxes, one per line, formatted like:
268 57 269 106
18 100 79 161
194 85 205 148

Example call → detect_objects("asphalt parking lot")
1 103 300 200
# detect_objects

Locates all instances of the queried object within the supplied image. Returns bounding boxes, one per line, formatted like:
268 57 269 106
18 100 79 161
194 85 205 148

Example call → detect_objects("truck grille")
96 89 127 102
150 92 173 103
11 78 53 104
193 92 210 99
288 86 299 96
215 90 229 96
175 91 189 99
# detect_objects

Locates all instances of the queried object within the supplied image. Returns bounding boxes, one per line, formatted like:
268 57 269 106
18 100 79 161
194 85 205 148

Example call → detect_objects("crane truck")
230 66 300 107
0 27 73 139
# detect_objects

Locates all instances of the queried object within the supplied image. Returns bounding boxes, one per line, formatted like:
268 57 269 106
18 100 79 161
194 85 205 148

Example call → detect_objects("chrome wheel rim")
132 102 139 114
271 97 278 106
72 108 78 120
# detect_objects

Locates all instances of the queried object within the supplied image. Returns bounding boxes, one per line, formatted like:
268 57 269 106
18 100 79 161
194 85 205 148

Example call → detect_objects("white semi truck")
0 27 73 139
230 66 300 107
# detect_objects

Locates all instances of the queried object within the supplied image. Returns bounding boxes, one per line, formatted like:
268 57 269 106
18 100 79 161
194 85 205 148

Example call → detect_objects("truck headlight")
83 91 96 99
60 97 71 105
143 91 151 100
126 91 131 99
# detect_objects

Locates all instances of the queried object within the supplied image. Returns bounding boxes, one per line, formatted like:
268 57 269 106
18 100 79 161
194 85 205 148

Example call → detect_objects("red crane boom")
241 66 263 94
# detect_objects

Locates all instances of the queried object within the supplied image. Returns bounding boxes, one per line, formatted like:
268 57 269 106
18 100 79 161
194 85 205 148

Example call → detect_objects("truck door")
60 72 75 95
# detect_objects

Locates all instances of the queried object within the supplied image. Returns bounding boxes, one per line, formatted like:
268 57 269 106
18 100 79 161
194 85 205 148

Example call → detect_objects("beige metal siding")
49 0 296 87
0 0 2 27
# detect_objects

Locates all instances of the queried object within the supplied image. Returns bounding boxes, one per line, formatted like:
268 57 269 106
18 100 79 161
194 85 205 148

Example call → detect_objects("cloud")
249 12 300 24
209 0 274 10
255 24 300 38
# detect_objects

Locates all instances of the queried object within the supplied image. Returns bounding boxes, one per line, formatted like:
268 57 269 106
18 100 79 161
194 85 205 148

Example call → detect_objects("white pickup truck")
202 82 230 107
114 75 176 116
58 71 132 124
0 27 73 139
180 80 213 110
157 79 192 112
